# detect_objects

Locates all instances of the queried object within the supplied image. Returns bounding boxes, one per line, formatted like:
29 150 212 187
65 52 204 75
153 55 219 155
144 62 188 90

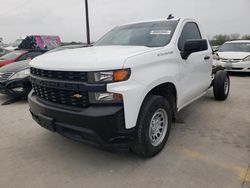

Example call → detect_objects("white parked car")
28 17 230 157
213 40 250 72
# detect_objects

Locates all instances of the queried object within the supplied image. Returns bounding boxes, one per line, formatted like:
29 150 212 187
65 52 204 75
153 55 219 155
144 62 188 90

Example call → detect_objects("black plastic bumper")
28 91 135 150
0 77 31 97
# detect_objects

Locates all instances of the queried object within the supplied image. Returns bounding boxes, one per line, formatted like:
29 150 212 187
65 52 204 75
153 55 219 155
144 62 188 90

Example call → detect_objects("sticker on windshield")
150 30 171 35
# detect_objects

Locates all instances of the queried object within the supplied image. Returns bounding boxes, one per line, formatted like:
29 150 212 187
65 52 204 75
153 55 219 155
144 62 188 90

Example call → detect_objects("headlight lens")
89 92 123 104
88 69 130 83
242 55 250 62
94 71 114 82
9 69 30 80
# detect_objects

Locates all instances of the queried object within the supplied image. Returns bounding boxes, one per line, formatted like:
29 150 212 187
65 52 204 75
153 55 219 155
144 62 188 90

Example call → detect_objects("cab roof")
226 40 250 44
118 17 188 27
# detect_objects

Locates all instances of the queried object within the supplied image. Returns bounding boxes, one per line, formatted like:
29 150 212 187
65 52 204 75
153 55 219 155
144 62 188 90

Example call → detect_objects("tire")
131 95 172 158
213 70 230 101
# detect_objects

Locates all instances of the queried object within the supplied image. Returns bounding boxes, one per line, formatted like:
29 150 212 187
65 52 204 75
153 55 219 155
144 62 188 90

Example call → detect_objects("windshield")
0 51 24 60
95 20 179 47
12 39 23 47
219 42 250 52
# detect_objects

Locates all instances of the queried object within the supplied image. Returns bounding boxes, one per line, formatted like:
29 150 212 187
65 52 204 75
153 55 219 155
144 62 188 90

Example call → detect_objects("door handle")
204 56 211 60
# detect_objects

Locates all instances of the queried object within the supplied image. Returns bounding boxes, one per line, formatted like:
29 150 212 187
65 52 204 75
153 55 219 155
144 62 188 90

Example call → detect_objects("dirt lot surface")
0 75 249 188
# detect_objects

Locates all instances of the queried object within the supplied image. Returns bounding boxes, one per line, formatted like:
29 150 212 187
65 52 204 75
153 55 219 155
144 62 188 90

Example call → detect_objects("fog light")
12 87 24 92
89 92 123 104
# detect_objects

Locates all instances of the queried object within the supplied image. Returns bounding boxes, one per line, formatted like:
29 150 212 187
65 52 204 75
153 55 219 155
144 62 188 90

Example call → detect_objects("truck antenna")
167 14 174 20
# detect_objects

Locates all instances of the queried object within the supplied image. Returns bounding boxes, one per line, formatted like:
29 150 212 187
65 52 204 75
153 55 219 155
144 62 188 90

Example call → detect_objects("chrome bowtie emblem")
72 94 83 99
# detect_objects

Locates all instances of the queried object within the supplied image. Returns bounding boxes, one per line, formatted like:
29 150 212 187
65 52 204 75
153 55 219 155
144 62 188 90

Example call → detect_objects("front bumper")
0 77 31 97
28 91 135 150
214 60 250 72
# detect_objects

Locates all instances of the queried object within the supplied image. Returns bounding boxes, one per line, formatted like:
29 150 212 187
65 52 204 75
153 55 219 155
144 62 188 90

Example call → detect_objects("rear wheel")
213 70 230 101
131 95 172 158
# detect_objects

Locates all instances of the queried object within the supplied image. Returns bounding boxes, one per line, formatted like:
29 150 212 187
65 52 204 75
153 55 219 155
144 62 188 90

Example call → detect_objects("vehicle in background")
0 48 10 57
0 50 47 68
5 38 25 51
0 35 61 68
213 40 250 72
0 45 84 99
0 60 31 99
5 35 61 51
212 45 220 52
18 35 61 50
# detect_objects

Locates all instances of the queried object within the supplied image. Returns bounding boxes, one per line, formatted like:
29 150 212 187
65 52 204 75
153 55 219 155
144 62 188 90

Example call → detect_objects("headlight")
242 55 250 62
88 69 130 83
8 69 30 80
89 92 123 104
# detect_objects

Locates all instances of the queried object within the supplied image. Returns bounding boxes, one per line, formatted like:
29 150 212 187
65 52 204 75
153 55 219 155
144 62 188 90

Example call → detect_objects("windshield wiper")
144 45 161 48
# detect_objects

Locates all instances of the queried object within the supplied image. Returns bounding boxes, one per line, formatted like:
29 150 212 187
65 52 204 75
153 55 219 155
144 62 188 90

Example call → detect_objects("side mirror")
212 48 218 54
181 39 208 60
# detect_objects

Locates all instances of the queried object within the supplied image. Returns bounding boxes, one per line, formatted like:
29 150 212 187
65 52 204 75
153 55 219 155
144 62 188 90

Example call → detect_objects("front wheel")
131 95 172 158
213 70 230 101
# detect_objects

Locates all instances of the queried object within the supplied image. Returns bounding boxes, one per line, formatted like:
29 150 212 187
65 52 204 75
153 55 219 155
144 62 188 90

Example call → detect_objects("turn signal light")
114 69 130 82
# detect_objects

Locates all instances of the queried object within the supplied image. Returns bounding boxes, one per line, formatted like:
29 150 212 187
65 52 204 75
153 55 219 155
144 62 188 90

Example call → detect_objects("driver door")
178 22 212 107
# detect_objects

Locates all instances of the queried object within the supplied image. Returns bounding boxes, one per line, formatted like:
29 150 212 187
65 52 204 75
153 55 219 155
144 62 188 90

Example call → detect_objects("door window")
178 22 202 51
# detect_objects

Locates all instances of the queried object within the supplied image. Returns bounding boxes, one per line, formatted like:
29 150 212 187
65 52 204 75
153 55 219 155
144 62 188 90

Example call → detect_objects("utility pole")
85 0 91 45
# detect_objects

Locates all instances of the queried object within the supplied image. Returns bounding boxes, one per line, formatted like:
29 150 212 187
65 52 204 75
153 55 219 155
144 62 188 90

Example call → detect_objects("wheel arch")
142 82 178 118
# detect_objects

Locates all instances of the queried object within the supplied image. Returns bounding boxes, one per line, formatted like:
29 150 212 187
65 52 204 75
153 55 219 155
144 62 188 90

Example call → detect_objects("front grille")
0 72 14 82
221 59 241 64
30 67 89 108
30 67 87 82
232 68 243 70
32 83 89 108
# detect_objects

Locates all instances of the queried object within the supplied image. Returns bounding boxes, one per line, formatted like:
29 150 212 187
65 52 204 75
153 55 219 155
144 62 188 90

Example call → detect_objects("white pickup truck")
28 17 230 157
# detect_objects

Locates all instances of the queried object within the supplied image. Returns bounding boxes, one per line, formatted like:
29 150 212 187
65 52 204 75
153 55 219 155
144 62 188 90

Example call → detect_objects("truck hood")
217 52 250 60
30 46 158 71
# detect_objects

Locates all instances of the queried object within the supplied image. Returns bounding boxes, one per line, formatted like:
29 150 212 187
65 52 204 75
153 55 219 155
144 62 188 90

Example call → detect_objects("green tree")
241 35 250 40
230 33 240 40
210 34 231 46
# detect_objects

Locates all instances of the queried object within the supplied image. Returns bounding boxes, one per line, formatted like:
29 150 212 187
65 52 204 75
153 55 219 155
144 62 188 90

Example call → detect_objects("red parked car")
0 50 30 68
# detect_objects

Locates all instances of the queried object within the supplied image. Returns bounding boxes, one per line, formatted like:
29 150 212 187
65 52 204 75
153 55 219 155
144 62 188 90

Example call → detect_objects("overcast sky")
1 0 249 43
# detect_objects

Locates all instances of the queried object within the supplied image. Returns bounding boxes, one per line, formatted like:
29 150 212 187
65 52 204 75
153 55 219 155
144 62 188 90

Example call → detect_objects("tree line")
210 34 250 46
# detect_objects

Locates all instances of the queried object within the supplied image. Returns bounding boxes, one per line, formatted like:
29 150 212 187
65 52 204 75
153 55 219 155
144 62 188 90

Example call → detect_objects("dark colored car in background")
0 45 85 100
0 50 45 99
0 60 31 98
